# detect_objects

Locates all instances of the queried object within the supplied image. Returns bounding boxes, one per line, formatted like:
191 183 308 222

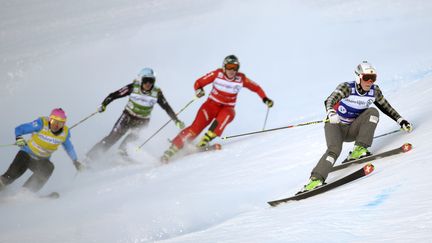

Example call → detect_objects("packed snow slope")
1 0 432 242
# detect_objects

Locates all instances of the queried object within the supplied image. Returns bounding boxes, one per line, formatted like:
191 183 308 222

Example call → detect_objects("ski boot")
197 130 217 148
161 145 179 163
301 176 323 193
346 145 371 161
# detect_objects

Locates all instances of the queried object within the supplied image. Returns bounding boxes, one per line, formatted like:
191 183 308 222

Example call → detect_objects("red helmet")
50 108 67 122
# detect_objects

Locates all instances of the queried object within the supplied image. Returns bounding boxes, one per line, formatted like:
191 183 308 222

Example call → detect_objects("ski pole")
137 97 198 149
262 107 270 131
70 110 99 129
0 143 16 148
373 129 400 139
223 119 327 140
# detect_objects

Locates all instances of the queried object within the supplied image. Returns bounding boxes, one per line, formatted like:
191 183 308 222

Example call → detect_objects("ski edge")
331 143 412 172
268 163 375 207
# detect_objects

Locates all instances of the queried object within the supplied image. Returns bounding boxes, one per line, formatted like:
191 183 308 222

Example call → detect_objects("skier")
0 108 83 192
302 61 413 192
161 55 274 162
86 67 185 160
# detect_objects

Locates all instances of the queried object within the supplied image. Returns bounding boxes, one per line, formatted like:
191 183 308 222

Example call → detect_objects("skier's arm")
101 83 134 107
15 118 43 138
373 85 402 122
324 82 351 111
194 70 218 91
243 77 267 99
157 90 179 121
62 132 78 162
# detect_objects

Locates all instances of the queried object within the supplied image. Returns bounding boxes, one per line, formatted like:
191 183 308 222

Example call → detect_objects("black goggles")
142 77 155 84
361 74 377 82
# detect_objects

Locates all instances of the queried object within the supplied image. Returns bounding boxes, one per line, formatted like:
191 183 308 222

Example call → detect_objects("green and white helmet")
355 61 377 84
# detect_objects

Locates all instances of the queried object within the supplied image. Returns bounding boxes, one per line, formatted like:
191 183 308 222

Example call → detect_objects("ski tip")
402 143 412 152
41 192 60 199
267 201 280 207
363 163 375 175
213 143 222 150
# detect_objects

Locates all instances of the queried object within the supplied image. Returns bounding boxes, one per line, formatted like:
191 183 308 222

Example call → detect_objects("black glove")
263 97 274 108
399 119 413 133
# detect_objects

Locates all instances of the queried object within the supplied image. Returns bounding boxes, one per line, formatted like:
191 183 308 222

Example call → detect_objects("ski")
162 143 222 163
331 143 412 172
268 163 375 207
40 191 60 199
196 143 222 152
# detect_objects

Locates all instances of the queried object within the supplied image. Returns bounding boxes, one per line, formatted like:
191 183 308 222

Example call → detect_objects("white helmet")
138 67 156 84
138 67 155 79
355 61 377 84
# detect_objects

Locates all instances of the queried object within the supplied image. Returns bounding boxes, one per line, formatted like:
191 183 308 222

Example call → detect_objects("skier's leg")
118 118 150 154
311 123 347 181
162 101 218 162
342 108 380 160
197 106 235 147
171 100 218 149
86 111 131 160
348 107 380 147
23 158 54 192
0 150 32 189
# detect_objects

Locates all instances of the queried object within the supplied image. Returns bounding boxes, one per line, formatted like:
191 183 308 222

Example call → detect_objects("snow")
1 0 432 242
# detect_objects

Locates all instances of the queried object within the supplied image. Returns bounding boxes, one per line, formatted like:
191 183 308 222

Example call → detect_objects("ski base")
268 163 375 207
331 143 412 172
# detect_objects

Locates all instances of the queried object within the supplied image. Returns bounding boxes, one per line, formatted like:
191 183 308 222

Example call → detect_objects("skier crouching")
161 55 274 162
86 67 185 161
0 108 83 192
302 61 413 192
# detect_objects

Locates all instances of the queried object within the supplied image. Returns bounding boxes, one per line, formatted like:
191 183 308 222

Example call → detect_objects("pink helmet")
49 108 67 122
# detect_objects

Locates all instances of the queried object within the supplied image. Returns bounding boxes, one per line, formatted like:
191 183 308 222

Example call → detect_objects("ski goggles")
49 118 65 128
361 74 377 82
141 77 155 84
225 63 239 71
49 115 66 122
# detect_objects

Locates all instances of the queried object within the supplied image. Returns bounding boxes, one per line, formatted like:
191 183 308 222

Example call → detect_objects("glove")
399 119 413 133
195 88 205 98
175 120 185 129
15 136 27 147
327 109 340 124
73 160 85 172
98 104 106 113
263 97 274 108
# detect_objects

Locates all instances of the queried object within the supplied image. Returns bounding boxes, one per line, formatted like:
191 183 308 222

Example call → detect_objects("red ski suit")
171 68 268 149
